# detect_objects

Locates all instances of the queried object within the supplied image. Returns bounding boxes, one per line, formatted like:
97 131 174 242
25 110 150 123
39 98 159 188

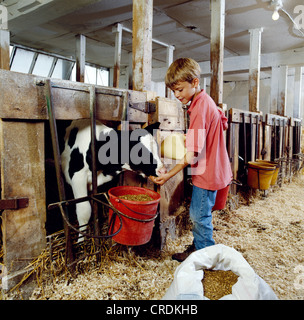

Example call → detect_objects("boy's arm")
149 151 195 186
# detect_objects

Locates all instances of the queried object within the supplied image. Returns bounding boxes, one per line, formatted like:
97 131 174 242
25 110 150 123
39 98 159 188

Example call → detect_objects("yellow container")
256 160 279 186
247 161 276 190
161 133 187 160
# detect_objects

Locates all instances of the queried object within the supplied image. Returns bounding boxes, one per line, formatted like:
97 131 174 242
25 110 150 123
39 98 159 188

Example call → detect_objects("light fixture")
268 0 304 37
272 9 280 21
269 0 283 21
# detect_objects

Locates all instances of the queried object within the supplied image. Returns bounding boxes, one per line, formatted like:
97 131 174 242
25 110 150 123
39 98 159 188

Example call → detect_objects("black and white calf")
61 120 166 236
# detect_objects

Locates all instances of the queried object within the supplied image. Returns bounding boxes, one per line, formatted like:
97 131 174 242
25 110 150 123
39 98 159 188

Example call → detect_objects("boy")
150 58 232 262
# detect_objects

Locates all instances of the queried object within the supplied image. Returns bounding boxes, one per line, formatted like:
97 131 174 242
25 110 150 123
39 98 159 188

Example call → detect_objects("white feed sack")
162 244 278 300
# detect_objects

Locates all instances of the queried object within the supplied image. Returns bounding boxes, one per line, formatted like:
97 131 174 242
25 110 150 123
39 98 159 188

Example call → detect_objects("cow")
61 119 166 240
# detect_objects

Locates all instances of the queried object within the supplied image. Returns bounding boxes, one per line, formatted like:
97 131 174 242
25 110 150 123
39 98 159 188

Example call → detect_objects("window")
10 48 35 73
9 45 109 85
32 53 54 77
70 64 109 86
52 59 74 80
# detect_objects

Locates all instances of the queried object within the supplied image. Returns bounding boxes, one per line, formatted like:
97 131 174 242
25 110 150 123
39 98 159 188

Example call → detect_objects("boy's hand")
149 173 171 186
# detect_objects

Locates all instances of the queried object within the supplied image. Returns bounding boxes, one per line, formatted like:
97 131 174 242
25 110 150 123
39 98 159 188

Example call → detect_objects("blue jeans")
190 186 217 250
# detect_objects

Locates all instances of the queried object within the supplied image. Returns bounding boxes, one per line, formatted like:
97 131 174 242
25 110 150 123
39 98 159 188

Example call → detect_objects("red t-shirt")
185 90 232 190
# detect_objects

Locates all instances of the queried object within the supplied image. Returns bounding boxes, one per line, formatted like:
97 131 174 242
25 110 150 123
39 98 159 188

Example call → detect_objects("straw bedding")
3 176 304 300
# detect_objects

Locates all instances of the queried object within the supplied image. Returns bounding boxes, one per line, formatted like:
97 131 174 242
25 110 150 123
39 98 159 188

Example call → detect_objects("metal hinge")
0 197 29 211
128 94 156 113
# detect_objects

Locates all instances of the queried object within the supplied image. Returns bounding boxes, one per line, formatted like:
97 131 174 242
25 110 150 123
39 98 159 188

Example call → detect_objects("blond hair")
165 58 201 89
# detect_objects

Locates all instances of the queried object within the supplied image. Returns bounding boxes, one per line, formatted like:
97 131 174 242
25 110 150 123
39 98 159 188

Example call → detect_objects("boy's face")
171 78 200 105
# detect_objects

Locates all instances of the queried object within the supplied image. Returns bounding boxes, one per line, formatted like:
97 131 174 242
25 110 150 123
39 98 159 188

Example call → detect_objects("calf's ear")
143 122 160 135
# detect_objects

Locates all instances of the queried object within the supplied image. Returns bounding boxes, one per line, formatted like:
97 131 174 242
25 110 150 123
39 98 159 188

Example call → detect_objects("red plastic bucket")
108 186 161 246
212 185 230 211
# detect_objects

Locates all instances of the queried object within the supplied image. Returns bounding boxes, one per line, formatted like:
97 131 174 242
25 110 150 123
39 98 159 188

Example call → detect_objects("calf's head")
97 122 166 178
128 122 166 178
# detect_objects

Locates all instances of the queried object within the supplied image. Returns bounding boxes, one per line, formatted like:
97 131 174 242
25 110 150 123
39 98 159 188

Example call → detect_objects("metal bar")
0 197 29 211
89 85 100 245
45 79 74 267
121 25 173 49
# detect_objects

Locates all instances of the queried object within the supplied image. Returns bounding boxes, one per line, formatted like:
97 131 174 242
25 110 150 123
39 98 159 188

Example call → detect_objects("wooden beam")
132 0 153 91
112 23 123 88
0 69 151 122
248 28 263 112
210 0 225 106
0 29 10 70
76 34 86 83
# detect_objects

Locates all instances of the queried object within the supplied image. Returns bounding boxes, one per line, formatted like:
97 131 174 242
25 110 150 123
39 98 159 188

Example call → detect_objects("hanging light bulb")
269 0 283 21
272 9 280 20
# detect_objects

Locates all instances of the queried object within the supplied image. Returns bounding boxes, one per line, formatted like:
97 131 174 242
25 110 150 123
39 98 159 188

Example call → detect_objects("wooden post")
278 65 288 116
76 34 86 83
271 65 288 116
0 121 46 293
128 52 133 90
210 0 225 106
0 29 10 70
132 0 153 91
270 66 280 115
165 45 174 99
113 23 122 88
227 122 239 195
293 66 303 119
248 28 263 112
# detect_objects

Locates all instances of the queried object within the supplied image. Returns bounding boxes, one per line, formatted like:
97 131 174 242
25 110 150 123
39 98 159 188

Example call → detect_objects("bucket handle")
231 179 242 186
104 193 159 223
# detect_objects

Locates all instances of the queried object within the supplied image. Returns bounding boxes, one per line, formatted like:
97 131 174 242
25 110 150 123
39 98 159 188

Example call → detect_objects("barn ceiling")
2 0 304 77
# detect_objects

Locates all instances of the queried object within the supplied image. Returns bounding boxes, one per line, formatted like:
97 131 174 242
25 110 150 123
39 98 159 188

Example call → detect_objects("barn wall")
222 74 304 120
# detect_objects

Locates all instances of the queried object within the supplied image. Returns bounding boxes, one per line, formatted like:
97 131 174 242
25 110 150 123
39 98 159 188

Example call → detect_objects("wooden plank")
155 97 185 131
132 0 153 91
0 70 151 121
0 120 46 291
265 113 288 126
229 108 263 124
158 130 184 219
0 29 10 70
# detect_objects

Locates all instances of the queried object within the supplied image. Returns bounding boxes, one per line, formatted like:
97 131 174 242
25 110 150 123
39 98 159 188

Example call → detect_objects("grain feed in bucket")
108 186 161 246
